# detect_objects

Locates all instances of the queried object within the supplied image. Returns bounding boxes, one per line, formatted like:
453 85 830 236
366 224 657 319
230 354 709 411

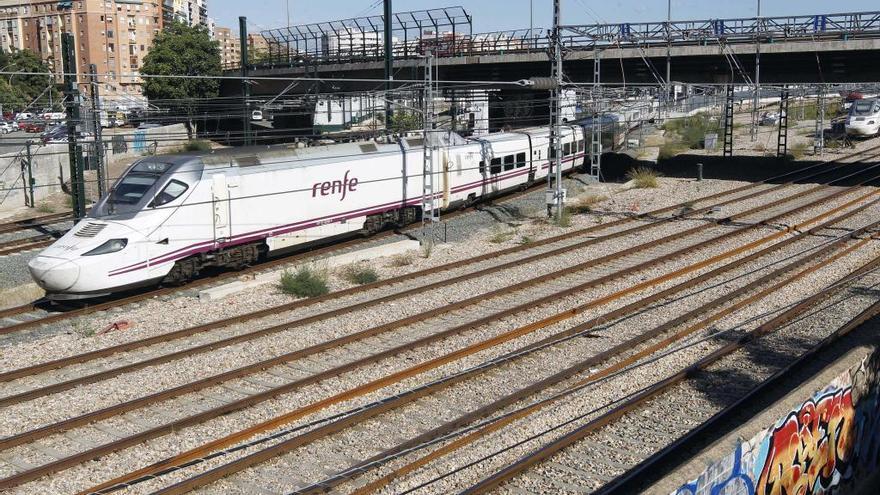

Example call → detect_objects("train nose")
28 256 80 292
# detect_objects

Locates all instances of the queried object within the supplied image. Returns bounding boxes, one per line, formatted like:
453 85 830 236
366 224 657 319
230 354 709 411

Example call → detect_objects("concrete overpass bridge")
222 9 880 98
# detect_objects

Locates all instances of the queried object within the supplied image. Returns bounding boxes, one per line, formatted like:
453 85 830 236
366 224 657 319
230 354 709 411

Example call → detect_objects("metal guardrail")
233 10 880 72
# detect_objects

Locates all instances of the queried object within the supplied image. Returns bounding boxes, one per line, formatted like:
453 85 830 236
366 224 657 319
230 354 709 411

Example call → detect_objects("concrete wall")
0 124 190 213
669 348 880 495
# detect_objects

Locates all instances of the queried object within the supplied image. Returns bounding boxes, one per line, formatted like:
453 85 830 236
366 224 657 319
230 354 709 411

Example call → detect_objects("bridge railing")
239 10 880 72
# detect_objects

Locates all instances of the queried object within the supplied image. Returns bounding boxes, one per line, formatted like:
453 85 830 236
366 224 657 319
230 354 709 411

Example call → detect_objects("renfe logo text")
312 170 359 201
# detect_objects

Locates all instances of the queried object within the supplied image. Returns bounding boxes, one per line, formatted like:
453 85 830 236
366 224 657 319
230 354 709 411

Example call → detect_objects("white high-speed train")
29 125 588 299
845 98 880 137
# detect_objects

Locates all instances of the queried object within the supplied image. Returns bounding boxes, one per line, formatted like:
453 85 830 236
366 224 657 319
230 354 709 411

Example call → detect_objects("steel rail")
297 200 880 495
147 194 880 495
0 212 71 235
595 287 880 495
0 238 53 257
72 177 880 495
459 251 880 494
0 151 869 381
0 168 848 408
1 159 872 492
2 162 876 441
0 181 537 334
1 145 873 336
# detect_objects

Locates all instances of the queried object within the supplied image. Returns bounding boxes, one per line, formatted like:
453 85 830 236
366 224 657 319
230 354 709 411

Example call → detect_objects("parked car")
0 122 16 134
759 111 786 126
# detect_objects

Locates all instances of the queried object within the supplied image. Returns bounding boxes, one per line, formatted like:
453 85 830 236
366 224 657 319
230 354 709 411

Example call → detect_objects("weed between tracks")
388 253 415 267
626 167 661 189
279 266 330 298
340 263 380 285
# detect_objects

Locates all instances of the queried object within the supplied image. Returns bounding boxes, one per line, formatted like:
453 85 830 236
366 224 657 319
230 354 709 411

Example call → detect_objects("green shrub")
37 203 54 213
518 235 533 245
279 266 329 298
663 115 721 149
340 264 380 285
627 167 661 189
183 140 212 152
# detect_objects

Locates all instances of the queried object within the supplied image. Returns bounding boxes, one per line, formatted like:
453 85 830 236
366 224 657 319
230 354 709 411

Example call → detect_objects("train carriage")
29 125 587 299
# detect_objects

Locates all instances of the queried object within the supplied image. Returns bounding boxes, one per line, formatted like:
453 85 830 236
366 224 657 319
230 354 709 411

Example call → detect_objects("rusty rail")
76 180 880 495
460 249 880 494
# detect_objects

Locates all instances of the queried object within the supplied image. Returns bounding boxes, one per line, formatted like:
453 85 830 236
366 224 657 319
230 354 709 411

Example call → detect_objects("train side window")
504 155 515 171
516 152 526 168
563 142 571 156
479 160 485 174
578 140 585 152
490 158 502 174
549 147 556 159
151 179 188 208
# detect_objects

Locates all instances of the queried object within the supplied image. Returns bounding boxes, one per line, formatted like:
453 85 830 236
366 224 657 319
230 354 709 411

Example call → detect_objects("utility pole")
548 0 565 221
530 0 534 47
814 84 826 155
88 64 106 199
751 0 761 142
384 0 394 126
666 0 671 115
240 16 252 146
61 33 86 221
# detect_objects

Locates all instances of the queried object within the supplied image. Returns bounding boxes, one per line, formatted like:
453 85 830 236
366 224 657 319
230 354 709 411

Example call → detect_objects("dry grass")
388 253 415 267
489 226 517 244
566 194 606 215
626 167 661 189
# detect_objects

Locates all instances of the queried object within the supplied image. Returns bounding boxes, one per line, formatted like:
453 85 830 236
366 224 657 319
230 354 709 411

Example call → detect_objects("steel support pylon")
588 50 602 182
776 86 790 159
814 85 826 155
421 51 439 248
723 84 735 157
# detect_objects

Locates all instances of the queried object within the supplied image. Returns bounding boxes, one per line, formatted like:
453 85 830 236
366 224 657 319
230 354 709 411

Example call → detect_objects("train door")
525 134 535 182
212 174 231 243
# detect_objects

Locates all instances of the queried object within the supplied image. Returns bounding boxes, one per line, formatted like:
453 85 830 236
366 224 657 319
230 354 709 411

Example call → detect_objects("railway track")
1 155 879 493
152 196 880 495
0 146 872 337
0 176 558 335
0 212 71 236
457 245 880 495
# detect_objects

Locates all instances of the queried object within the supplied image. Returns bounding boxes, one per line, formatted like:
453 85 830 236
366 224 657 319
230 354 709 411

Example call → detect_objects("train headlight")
83 238 128 256
870 121 876 125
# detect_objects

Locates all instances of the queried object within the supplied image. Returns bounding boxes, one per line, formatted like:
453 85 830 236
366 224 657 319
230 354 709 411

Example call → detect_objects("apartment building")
214 25 268 68
0 0 166 105
162 0 206 28
214 25 237 67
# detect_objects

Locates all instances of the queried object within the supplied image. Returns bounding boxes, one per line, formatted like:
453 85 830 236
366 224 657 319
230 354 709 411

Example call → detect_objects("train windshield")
91 161 175 217
851 101 878 116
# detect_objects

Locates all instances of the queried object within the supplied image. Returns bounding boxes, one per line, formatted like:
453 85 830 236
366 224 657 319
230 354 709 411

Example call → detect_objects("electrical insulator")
517 77 559 90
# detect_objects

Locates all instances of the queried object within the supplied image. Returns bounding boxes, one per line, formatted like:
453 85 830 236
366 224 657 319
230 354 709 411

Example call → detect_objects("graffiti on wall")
671 351 880 495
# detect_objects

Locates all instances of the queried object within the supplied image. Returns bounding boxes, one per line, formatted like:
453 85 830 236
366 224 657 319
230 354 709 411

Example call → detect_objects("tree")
141 22 221 138
390 112 421 134
0 49 59 115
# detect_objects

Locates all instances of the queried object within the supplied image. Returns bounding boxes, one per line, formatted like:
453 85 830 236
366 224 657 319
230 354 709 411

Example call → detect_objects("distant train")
29 124 591 299
845 98 880 137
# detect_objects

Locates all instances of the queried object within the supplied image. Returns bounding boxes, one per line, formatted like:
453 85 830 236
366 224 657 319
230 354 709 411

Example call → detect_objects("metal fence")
235 10 880 72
